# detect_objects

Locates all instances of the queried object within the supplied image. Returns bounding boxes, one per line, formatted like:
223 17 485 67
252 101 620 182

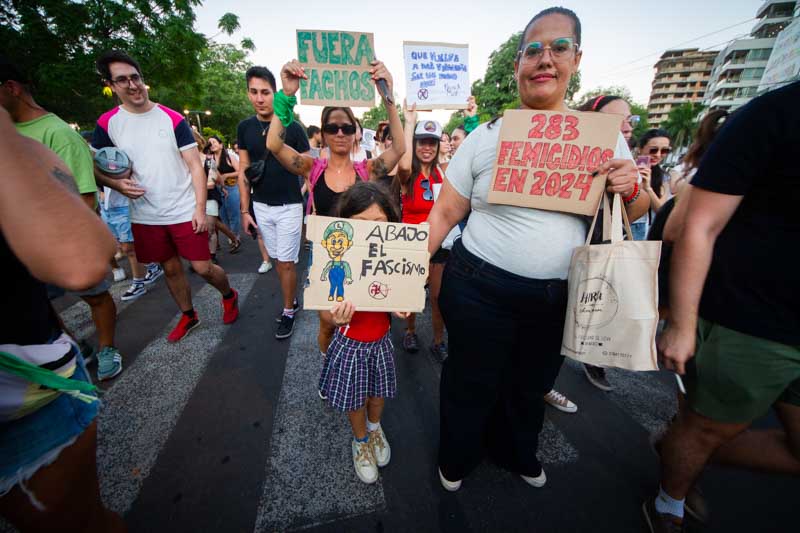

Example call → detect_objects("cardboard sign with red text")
487 109 621 216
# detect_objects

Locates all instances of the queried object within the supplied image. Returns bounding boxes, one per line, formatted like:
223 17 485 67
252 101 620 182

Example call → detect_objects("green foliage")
630 102 650 140
202 127 226 144
444 110 466 134
216 13 241 35
662 102 704 149
360 103 401 130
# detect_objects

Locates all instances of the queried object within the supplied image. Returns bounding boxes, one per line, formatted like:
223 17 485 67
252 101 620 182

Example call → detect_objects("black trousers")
438 239 567 480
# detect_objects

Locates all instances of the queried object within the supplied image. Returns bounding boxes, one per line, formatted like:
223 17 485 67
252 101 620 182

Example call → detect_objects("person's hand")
597 158 637 197
280 60 307 97
393 311 410 319
242 212 258 235
370 60 393 100
331 300 355 326
657 323 696 375
115 177 146 199
403 100 417 126
465 95 477 117
639 166 652 191
222 187 229 198
192 207 208 234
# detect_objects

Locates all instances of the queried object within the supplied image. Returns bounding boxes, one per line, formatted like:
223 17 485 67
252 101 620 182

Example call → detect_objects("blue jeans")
437 239 567 480
220 185 241 237
630 220 649 241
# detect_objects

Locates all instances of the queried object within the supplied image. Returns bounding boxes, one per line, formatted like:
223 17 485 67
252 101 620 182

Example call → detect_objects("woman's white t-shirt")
445 119 634 280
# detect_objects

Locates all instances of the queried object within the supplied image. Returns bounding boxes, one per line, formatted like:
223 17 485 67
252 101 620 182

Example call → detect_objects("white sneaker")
368 424 391 467
543 389 578 413
258 261 273 274
438 468 462 492
352 439 378 484
112 267 127 282
520 468 547 488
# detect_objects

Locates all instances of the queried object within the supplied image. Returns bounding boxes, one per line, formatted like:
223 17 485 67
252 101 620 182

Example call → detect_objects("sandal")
229 239 242 254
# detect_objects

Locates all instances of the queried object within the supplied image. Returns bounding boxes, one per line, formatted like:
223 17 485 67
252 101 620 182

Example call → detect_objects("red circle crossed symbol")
417 88 429 100
368 281 390 300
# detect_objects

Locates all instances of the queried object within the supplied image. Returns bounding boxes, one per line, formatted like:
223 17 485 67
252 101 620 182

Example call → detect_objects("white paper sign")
361 128 376 152
759 18 800 92
404 41 469 110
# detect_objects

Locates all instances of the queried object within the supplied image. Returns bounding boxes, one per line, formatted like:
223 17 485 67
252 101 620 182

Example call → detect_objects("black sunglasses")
322 123 357 135
420 178 434 201
648 147 672 155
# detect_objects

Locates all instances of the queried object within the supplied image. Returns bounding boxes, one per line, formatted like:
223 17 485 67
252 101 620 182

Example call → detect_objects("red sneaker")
222 289 239 324
168 313 200 343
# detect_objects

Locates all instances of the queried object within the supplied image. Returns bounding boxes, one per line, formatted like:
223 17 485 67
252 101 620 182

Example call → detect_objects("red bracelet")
623 182 639 204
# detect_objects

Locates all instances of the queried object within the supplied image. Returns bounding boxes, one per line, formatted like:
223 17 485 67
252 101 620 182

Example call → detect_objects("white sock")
654 486 685 518
283 308 295 318
367 419 380 432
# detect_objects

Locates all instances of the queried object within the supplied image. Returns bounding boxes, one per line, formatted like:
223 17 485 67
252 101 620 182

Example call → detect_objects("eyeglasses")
626 115 641 127
420 177 434 201
322 123 357 135
519 37 579 62
648 147 672 156
110 74 144 87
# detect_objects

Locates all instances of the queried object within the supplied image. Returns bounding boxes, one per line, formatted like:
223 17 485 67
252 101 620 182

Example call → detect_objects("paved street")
2 241 797 533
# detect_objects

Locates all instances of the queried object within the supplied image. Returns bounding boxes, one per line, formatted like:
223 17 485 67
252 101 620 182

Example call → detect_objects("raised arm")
1 110 115 290
396 101 417 184
365 61 405 180
427 179 471 254
266 60 315 178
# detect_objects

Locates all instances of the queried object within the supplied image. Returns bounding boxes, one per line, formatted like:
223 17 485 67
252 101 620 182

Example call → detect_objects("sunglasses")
648 147 672 156
110 74 144 87
519 37 578 62
626 115 641 127
420 178 434 201
322 123 357 135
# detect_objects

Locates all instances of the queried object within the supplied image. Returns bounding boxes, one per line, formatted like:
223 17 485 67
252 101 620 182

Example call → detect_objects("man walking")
237 66 309 339
645 81 800 531
0 58 124 381
92 51 239 342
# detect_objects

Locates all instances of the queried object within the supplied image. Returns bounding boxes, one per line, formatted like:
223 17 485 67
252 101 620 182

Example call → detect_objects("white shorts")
206 199 220 217
252 202 303 262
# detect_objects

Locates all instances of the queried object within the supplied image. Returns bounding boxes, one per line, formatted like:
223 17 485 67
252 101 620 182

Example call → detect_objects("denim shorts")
101 205 133 243
0 352 101 496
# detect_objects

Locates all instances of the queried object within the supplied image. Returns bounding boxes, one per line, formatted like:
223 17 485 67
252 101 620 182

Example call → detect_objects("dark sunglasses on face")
110 74 144 87
323 123 357 135
648 147 672 156
420 177 434 201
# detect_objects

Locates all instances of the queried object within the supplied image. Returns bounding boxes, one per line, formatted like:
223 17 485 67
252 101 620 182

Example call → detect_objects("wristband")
623 183 640 205
273 90 297 128
464 114 479 133
241 210 250 215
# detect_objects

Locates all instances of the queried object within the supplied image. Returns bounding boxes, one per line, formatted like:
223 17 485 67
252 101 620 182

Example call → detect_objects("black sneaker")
642 499 684 533
402 331 420 353
276 314 295 339
583 363 614 391
275 301 301 323
430 342 448 363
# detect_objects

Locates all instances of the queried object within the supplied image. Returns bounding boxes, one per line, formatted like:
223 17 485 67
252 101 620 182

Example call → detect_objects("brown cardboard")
486 109 621 216
303 215 430 312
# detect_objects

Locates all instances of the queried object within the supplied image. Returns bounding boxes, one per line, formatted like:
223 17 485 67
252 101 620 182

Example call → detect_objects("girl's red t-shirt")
401 167 442 224
341 311 390 342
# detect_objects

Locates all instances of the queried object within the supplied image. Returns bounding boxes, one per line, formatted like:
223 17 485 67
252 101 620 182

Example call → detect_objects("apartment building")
703 0 798 113
646 49 718 128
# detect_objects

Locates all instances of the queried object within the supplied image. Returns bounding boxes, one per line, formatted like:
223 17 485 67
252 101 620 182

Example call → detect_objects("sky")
194 0 761 127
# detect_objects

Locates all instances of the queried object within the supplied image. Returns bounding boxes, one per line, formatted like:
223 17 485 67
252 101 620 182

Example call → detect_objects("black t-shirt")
691 81 800 344
1 232 60 345
312 172 343 217
237 116 309 206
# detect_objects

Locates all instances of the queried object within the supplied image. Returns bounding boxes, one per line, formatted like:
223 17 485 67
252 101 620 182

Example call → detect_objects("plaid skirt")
319 330 396 412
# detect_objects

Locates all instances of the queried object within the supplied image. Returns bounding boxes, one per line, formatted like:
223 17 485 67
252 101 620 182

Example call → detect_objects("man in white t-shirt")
92 51 239 342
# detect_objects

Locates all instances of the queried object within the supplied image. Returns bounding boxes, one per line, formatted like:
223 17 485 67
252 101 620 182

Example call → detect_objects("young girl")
317 181 410 484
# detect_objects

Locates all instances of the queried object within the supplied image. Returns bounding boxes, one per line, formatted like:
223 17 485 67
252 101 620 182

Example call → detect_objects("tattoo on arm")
279 129 287 141
371 158 388 179
291 155 304 172
51 167 79 194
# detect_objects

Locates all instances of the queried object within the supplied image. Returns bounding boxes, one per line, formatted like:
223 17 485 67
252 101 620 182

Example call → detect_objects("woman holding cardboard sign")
426 6 649 491
266 58 405 359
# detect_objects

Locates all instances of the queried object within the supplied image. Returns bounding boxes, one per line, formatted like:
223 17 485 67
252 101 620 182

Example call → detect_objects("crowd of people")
1 5 798 532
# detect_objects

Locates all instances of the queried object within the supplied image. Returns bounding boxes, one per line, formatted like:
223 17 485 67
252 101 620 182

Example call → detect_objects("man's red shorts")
131 222 210 264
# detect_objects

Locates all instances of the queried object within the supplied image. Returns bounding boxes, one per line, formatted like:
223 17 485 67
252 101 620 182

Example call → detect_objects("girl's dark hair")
208 135 232 168
638 128 671 196
334 181 400 223
682 110 728 173
452 125 468 137
320 106 357 148
577 94 624 112
517 6 582 55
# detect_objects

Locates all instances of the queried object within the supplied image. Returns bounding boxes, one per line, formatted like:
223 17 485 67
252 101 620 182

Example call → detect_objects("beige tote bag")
561 193 661 371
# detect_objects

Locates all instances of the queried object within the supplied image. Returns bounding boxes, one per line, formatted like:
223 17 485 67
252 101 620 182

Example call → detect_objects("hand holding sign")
280 60 308 97
402 99 418 126
369 60 394 104
597 158 637 197
465 95 477 117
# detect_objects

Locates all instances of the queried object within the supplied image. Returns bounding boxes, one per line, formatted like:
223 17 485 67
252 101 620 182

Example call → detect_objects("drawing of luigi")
320 220 354 302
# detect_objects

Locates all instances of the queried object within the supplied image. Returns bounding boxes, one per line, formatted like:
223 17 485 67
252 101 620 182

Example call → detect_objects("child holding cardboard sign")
315 182 410 485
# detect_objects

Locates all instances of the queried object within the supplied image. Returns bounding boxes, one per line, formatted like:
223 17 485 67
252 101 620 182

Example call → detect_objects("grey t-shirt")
446 119 634 280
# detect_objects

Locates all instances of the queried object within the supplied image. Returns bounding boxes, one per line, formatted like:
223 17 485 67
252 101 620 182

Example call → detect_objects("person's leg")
429 262 445 345
207 215 219 255
161 255 193 312
366 396 385 425
276 260 297 309
189 259 232 295
318 313 335 353
225 185 241 237
215 218 238 243
257 234 270 262
0 422 126 532
80 290 116 350
273 204 302 310
120 241 145 280
347 406 368 440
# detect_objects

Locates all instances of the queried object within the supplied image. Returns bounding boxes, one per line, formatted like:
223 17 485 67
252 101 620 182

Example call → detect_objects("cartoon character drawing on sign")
320 220 355 302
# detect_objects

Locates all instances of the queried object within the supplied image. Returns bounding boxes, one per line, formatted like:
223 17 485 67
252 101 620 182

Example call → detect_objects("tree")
360 103 401 130
662 102 704 150
630 102 650 140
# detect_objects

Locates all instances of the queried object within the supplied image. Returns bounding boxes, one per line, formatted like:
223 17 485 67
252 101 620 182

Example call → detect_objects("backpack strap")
307 158 328 215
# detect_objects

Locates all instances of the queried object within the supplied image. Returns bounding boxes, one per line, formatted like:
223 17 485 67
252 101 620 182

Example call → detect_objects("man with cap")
0 56 125 381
